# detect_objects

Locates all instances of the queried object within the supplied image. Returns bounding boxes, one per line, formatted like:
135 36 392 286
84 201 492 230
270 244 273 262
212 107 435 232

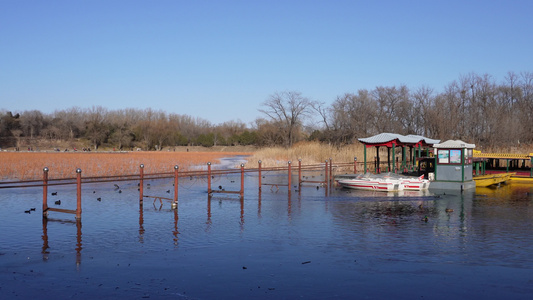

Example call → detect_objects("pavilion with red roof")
358 133 440 173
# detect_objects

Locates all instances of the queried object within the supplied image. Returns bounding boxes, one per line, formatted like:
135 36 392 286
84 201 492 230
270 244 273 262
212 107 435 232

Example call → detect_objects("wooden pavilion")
358 133 440 173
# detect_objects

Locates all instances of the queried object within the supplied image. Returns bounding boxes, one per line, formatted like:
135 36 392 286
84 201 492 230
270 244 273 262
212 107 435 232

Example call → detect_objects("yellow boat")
509 175 533 183
474 172 515 187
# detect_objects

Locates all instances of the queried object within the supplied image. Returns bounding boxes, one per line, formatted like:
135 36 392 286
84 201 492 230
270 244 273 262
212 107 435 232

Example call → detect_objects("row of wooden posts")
41 159 358 220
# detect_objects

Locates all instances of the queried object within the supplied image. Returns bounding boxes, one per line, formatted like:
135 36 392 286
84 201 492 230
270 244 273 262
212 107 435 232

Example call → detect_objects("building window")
450 150 462 164
438 150 449 164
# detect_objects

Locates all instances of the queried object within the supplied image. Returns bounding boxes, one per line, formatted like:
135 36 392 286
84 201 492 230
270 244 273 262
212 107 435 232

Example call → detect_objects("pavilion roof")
433 140 475 149
358 133 440 147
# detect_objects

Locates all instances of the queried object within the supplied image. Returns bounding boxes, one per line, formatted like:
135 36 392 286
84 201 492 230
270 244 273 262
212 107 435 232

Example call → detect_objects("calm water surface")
1 169 533 299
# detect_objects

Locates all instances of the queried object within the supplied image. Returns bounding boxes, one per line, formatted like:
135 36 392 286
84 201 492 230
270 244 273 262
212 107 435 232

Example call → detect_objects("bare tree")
84 106 109 150
20 110 45 139
329 90 378 143
108 109 134 150
253 117 285 146
52 107 83 140
518 72 533 143
259 91 315 147
372 85 412 134
411 86 434 137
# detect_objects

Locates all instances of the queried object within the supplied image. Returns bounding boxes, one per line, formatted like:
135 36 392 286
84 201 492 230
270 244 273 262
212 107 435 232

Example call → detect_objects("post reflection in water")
41 217 49 260
137 201 180 245
172 208 179 246
257 190 262 219
41 217 82 267
206 195 212 231
75 219 82 268
287 189 292 218
239 196 244 232
205 193 246 231
139 204 144 243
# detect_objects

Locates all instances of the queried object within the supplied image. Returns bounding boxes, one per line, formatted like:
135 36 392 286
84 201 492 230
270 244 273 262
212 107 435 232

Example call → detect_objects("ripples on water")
1 174 532 299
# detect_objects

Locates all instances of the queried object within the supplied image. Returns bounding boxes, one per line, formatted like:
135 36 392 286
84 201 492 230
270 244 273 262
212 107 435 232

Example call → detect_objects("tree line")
1 71 532 151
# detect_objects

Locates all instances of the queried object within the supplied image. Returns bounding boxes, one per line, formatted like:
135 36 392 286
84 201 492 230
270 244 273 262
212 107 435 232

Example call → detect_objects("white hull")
337 178 403 192
400 175 430 190
336 174 430 192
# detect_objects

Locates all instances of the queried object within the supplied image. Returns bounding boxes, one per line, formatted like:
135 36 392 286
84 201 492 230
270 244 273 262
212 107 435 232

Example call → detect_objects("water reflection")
172 209 179 246
287 190 292 218
138 201 180 245
257 190 262 218
239 197 244 232
4 178 532 299
206 195 212 229
41 217 82 267
138 204 144 243
476 182 533 202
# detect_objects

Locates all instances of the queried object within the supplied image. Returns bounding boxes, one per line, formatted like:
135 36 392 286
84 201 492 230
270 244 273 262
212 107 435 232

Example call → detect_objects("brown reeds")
0 151 252 181
246 141 365 168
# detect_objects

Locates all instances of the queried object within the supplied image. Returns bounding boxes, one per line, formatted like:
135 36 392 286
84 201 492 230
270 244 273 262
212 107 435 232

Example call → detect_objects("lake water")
1 166 533 299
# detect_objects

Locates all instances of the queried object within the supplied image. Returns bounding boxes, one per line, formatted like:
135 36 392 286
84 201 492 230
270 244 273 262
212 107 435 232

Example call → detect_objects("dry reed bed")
0 151 251 181
4 142 530 181
245 141 533 172
245 141 365 173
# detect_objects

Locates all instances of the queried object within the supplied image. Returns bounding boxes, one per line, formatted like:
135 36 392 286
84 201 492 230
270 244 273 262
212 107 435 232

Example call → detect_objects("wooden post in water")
43 167 49 218
325 160 328 187
287 161 292 193
76 168 82 220
258 160 262 191
207 162 212 194
298 159 302 188
327 157 333 187
172 165 179 209
240 163 245 197
139 164 144 206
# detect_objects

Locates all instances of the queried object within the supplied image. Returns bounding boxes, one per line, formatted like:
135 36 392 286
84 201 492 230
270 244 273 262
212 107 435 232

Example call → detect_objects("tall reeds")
246 141 365 167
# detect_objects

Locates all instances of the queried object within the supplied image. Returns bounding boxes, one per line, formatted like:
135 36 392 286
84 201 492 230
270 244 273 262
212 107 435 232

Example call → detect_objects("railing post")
325 160 328 186
76 168 82 220
240 163 245 197
328 157 333 186
172 165 179 209
287 161 292 193
258 160 262 191
298 159 302 188
207 162 212 194
43 167 49 218
354 157 357 174
139 164 144 206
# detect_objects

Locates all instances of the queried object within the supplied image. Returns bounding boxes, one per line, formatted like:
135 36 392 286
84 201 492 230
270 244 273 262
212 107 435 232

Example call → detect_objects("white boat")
335 173 430 192
336 173 403 192
400 174 430 190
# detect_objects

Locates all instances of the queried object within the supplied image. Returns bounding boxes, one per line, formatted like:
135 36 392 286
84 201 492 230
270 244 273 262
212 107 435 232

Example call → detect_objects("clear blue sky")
1 0 532 125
